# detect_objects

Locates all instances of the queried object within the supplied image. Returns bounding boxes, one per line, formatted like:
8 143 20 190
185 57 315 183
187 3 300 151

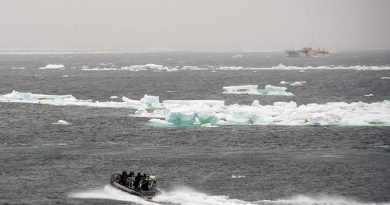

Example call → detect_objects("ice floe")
0 90 159 110
62 63 390 71
223 85 294 96
232 54 243 58
280 81 290 85
280 81 306 86
223 85 259 95
291 81 306 86
52 120 70 125
11 67 25 70
231 175 245 178
265 64 390 71
81 67 118 71
381 77 390 79
81 64 178 72
364 94 374 97
39 64 65 69
1 91 389 127
62 75 69 78
148 99 390 127
110 96 118 99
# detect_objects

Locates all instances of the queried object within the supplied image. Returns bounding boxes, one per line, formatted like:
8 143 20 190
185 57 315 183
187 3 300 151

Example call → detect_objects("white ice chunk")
216 64 390 71
232 54 243 59
182 66 209 71
131 108 166 118
140 94 162 109
82 67 118 71
12 67 25 70
2 91 389 128
62 75 69 78
121 64 177 72
223 85 259 95
52 120 70 125
149 99 390 127
70 64 390 71
290 81 306 86
258 85 294 96
364 94 374 97
231 175 245 178
163 100 225 108
0 90 154 110
381 77 390 79
280 81 290 85
216 66 244 70
280 81 306 86
39 64 65 69
110 96 118 99
223 85 294 96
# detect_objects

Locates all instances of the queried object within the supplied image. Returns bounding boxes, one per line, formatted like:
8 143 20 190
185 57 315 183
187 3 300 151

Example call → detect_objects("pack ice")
149 99 390 127
75 64 390 71
1 90 389 127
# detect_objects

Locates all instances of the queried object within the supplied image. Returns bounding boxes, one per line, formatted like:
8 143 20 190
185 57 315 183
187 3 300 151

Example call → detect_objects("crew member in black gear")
121 171 128 186
141 178 150 191
133 172 142 190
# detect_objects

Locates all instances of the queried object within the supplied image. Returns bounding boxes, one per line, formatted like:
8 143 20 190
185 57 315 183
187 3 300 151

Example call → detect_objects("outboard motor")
149 175 157 189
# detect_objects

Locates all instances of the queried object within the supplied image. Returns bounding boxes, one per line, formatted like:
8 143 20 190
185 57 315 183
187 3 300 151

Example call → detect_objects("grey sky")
1 0 389 50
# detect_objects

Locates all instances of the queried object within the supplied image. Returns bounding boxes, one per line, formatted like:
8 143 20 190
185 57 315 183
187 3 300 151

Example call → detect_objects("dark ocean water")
0 51 389 205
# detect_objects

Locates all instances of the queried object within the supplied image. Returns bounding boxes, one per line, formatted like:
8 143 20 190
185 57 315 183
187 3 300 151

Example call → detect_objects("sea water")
0 51 389 205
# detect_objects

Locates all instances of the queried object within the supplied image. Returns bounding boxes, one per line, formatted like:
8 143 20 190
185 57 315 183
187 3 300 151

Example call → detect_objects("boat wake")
69 185 158 205
69 185 389 205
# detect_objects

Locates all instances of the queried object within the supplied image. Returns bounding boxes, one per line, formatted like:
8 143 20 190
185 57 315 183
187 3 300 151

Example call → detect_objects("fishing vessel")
285 47 330 57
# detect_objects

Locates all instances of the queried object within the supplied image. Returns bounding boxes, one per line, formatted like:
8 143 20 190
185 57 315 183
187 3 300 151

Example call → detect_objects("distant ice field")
0 51 389 205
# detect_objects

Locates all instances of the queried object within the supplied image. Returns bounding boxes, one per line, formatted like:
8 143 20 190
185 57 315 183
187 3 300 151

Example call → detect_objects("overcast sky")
1 0 389 51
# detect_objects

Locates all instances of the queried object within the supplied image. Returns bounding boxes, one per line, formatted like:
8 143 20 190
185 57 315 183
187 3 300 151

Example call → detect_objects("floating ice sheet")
52 120 70 125
67 63 390 71
11 67 25 70
280 81 306 86
81 64 177 72
39 64 65 69
0 91 161 110
1 91 389 127
223 85 294 96
148 99 390 127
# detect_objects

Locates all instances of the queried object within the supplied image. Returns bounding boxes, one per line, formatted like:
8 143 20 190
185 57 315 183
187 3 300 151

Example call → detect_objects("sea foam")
69 185 389 205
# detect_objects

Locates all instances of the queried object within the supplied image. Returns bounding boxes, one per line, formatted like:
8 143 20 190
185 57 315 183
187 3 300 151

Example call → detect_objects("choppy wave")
69 185 389 205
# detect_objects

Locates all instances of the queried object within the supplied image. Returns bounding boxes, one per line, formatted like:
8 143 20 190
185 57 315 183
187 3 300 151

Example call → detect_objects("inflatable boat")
110 172 161 200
